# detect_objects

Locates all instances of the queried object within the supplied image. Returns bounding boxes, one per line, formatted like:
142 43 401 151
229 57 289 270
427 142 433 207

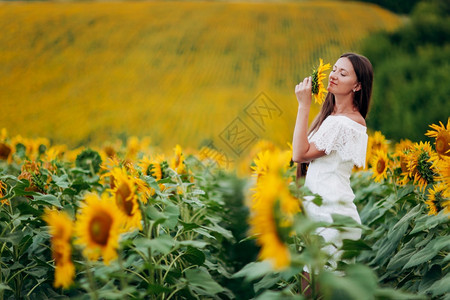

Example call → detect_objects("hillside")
0 1 400 156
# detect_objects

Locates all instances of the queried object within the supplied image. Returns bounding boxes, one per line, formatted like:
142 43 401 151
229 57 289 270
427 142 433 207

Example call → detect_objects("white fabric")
303 115 368 271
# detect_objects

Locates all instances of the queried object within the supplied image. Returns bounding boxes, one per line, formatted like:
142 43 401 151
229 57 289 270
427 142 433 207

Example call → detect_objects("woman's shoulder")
327 113 366 129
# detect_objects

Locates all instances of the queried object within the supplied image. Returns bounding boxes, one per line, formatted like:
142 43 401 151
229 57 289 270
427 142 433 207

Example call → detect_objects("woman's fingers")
295 77 312 92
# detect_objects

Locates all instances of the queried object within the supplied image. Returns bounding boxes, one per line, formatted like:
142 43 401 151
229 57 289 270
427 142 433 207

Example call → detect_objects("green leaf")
185 267 224 296
232 261 273 281
411 211 449 234
443 253 450 263
201 223 233 240
70 179 91 193
403 235 450 269
256 289 304 300
32 194 62 208
254 273 283 293
330 214 366 229
51 174 69 189
386 244 416 271
147 284 173 295
341 239 372 251
182 246 205 266
341 239 372 259
12 179 39 197
17 202 43 216
178 240 208 248
319 267 376 300
374 288 426 299
145 206 167 223
419 264 442 292
371 204 422 266
179 221 200 231
424 272 450 297
312 195 323 207
193 228 215 239
164 203 180 229
134 235 175 256
0 283 12 292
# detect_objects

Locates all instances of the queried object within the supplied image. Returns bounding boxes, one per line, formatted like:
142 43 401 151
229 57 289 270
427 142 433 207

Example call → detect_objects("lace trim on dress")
309 116 368 167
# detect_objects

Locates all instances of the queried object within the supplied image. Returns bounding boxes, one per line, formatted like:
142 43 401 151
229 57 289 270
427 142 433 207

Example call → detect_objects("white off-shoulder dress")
303 115 368 269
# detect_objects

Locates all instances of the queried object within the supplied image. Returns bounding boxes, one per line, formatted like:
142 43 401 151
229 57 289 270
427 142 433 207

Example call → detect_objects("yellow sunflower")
251 150 272 181
366 131 389 168
394 139 413 174
0 142 12 161
108 167 143 231
370 150 390 183
251 148 293 183
198 146 229 169
394 139 414 154
74 192 123 265
139 155 163 180
425 183 448 216
138 155 167 193
240 140 276 173
42 208 75 289
0 128 7 141
402 142 437 191
0 180 8 206
425 118 450 165
311 58 331 105
171 144 186 174
126 136 151 161
249 172 300 270
435 157 450 198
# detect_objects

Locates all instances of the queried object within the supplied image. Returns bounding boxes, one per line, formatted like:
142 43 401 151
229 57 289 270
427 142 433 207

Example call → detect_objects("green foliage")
362 0 450 142
233 176 424 300
352 171 449 299
355 0 421 14
0 151 249 299
75 148 102 175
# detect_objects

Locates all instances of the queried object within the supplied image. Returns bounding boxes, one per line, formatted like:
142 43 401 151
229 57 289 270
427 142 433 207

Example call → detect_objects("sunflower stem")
84 259 99 300
117 252 128 297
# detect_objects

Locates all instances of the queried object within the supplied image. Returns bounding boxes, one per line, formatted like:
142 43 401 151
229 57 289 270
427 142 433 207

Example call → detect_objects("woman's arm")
292 77 326 163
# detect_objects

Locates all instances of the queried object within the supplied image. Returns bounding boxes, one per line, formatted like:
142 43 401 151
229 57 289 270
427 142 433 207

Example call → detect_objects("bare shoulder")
347 113 366 127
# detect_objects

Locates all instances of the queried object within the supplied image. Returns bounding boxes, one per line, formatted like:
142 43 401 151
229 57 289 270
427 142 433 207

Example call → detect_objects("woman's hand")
295 76 312 108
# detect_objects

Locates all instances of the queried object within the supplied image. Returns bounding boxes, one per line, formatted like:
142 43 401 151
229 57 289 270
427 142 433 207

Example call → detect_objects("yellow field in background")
0 1 400 158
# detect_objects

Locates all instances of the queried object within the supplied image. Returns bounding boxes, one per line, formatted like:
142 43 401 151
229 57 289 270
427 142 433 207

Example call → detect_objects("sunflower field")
0 1 400 151
1 0 449 299
0 117 448 299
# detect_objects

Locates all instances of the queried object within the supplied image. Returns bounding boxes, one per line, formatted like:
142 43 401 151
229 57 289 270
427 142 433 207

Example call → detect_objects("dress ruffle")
309 115 368 168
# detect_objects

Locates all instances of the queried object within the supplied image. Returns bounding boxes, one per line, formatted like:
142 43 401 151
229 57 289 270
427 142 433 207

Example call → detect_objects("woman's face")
327 57 360 95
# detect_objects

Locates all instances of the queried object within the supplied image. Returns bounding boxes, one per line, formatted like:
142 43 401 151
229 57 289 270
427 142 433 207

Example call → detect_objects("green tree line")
362 0 450 142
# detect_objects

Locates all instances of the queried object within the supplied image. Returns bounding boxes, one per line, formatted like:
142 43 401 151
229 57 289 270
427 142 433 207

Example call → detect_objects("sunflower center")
103 146 115 158
109 175 116 189
436 133 450 156
89 214 112 246
116 182 134 216
417 151 435 183
0 143 11 160
376 159 386 174
400 156 408 173
52 246 64 264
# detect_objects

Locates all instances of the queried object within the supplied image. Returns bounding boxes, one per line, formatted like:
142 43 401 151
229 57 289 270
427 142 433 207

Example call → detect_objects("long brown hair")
297 53 373 179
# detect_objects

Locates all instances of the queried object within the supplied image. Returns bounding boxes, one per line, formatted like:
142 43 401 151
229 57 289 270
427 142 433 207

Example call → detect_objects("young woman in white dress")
292 53 373 282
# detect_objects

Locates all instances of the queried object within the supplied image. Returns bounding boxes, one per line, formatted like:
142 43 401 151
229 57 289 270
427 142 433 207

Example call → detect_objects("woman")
292 53 373 274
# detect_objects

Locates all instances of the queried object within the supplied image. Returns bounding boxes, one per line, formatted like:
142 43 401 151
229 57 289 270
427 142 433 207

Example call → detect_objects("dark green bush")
362 0 450 142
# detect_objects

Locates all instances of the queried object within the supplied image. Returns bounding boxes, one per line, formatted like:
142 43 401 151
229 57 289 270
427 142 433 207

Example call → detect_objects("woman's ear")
354 82 362 92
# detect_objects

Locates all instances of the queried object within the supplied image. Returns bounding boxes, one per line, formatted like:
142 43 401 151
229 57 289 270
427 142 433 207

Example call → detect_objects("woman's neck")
333 94 356 115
